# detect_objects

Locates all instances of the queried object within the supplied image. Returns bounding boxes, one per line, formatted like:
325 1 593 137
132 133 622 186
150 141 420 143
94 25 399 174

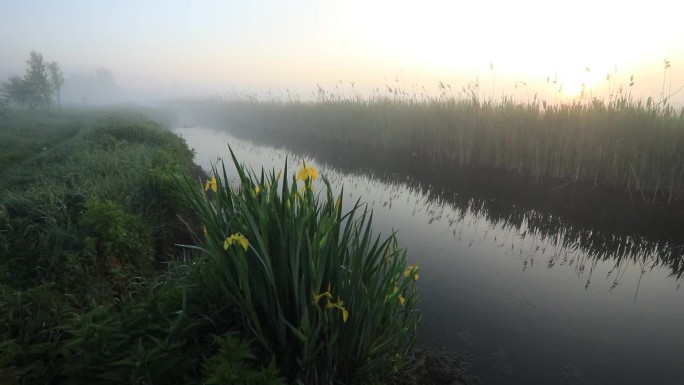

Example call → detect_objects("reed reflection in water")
175 125 684 385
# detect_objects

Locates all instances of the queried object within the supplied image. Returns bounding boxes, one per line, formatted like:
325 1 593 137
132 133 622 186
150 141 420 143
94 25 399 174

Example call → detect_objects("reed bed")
181 90 684 205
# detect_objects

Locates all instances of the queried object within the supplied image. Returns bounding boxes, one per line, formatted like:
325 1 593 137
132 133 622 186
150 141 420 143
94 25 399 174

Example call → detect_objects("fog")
2 0 684 106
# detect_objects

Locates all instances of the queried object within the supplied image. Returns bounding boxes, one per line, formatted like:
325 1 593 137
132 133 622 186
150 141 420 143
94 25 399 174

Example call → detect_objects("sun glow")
336 0 684 103
555 68 606 99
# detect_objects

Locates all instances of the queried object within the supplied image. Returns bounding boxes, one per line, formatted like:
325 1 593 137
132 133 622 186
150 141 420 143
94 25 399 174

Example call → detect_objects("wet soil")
390 347 481 385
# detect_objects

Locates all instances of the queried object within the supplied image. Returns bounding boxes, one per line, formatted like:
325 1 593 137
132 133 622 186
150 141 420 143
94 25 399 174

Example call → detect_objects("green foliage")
24 51 54 110
56 257 284 385
0 110 209 383
0 111 195 288
179 149 420 384
57 280 202 384
79 197 154 274
0 185 83 287
4 109 421 384
0 113 80 172
0 283 69 384
1 51 55 110
203 334 286 385
1 77 32 109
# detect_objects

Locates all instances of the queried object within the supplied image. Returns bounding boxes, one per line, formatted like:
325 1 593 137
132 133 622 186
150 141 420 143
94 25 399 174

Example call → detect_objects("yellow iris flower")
339 305 349 323
403 264 419 281
296 160 318 181
314 284 349 323
327 297 349 323
398 295 406 305
255 185 261 195
224 232 249 251
204 176 217 192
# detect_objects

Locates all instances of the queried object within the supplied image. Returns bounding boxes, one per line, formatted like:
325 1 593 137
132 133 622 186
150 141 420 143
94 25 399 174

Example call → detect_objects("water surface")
175 125 684 385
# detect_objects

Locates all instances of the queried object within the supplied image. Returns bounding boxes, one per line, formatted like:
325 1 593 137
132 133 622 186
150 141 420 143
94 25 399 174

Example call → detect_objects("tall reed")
178 90 684 204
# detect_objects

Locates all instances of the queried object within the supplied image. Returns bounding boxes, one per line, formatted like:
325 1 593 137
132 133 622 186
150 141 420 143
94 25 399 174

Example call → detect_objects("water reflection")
416 184 684 290
183 123 684 289
309 156 684 294
175 125 684 385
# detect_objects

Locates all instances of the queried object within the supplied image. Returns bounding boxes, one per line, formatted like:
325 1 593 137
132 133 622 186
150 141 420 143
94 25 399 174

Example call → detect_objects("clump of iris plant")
180 148 420 384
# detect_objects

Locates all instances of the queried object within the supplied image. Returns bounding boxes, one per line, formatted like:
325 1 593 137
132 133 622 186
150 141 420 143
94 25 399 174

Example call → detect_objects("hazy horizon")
2 0 684 105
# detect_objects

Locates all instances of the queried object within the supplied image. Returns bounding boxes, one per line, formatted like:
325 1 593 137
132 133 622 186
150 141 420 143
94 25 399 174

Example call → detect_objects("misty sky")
2 0 683 104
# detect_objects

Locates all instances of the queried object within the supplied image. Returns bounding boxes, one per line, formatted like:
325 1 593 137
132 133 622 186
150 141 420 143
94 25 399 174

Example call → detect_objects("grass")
0 110 81 172
0 110 195 292
175 86 684 205
0 109 210 383
0 109 420 384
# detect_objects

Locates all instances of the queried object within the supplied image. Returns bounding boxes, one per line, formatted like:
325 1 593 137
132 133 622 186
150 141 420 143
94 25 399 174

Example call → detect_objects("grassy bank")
176 92 684 205
0 110 420 384
0 109 204 383
0 110 195 291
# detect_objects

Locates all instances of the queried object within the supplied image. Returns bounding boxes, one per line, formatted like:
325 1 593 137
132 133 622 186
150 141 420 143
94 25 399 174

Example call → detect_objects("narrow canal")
175 124 684 385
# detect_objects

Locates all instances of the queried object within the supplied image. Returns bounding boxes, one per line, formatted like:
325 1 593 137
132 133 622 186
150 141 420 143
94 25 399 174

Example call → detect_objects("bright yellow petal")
224 233 248 251
238 235 249 251
404 264 419 279
341 307 349 323
205 177 217 192
398 295 406 305
296 165 319 181
255 185 261 195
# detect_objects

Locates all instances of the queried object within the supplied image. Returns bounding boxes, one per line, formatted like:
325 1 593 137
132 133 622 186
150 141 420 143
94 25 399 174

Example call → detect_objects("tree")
25 51 53 110
47 61 64 109
1 51 55 110
2 76 31 108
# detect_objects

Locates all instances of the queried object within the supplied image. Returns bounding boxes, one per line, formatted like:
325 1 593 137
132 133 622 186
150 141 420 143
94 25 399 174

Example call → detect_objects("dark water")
175 125 684 385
